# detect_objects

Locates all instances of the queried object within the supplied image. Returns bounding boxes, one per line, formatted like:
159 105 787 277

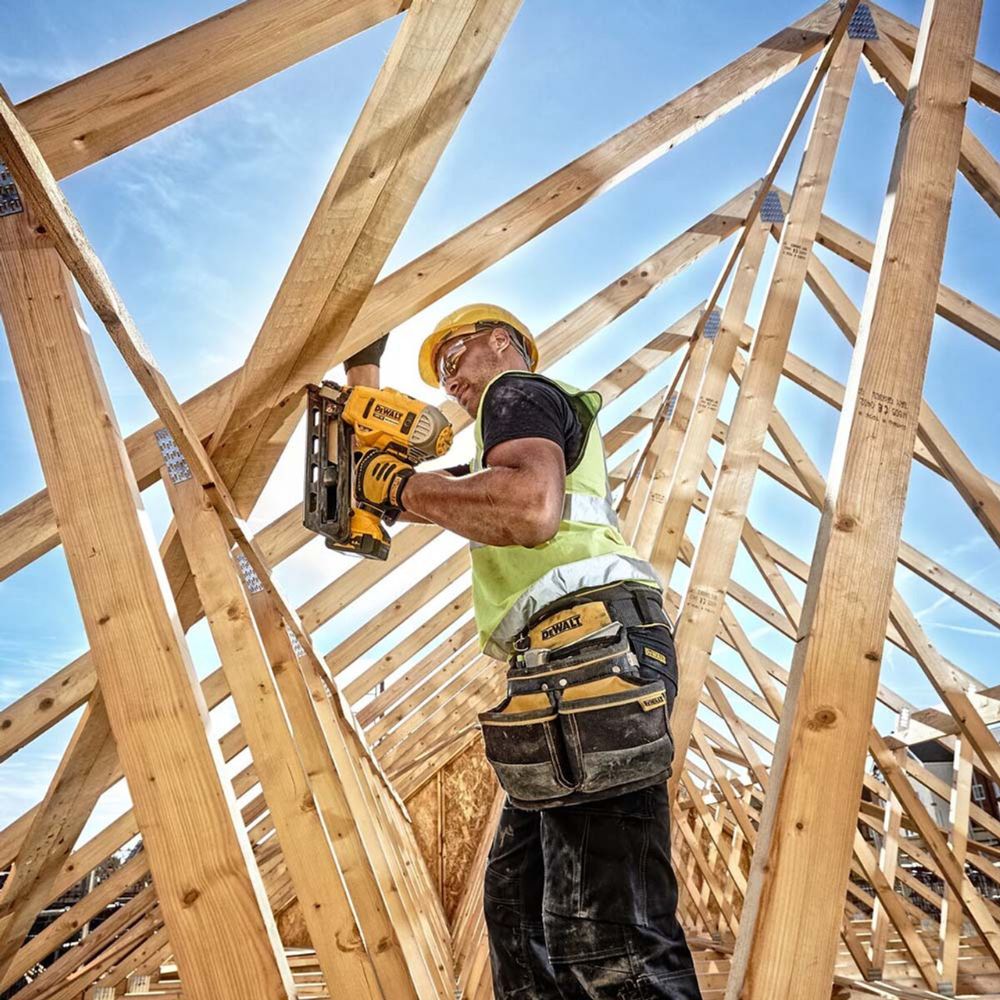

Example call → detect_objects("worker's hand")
355 449 415 523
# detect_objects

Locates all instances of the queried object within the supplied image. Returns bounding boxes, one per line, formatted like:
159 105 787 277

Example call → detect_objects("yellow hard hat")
418 303 538 387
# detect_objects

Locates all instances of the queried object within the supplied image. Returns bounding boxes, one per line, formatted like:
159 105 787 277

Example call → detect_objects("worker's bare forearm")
403 468 560 547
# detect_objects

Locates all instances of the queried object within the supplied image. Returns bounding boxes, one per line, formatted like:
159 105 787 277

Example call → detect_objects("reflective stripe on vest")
486 551 662 656
469 490 618 551
470 371 659 659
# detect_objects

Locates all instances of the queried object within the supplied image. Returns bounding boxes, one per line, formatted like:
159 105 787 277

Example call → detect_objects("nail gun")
303 381 453 560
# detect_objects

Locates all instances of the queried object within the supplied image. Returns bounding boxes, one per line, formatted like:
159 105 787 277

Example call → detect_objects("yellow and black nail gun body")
304 381 452 560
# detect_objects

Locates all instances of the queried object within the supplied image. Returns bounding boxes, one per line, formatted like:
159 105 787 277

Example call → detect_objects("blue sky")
0 3 997 838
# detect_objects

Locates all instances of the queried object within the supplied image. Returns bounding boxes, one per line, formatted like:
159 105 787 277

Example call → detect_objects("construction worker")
353 305 701 1000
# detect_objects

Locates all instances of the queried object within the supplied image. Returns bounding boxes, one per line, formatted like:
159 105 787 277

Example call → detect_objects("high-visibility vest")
470 372 660 659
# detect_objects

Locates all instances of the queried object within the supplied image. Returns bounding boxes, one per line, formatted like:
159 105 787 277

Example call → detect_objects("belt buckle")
523 647 551 670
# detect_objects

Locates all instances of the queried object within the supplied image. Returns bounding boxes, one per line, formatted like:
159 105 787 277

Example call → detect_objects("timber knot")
809 707 838 730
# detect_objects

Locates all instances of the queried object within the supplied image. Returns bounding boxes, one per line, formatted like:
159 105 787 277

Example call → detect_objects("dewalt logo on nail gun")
372 403 405 424
540 615 582 642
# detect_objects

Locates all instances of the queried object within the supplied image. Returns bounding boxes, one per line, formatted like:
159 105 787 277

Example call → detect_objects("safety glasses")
435 326 493 385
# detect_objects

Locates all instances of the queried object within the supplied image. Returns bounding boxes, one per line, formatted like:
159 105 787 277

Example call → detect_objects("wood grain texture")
728 3 983 995
0 694 118 985
864 34 1000 219
165 472 388 998
669 38 862 777
200 0 524 516
17 0 409 178
0 210 293 1000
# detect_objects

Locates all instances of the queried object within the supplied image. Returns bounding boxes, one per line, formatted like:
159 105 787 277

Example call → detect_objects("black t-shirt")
446 374 588 476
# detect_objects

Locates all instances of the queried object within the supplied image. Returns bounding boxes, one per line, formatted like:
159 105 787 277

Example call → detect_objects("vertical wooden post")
0 208 293 1000
869 747 905 977
939 736 974 991
727 3 983 996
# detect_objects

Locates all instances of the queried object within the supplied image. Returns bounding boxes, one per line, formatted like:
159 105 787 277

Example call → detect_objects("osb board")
407 770 442 895
441 737 497 923
276 899 311 949
404 737 498 919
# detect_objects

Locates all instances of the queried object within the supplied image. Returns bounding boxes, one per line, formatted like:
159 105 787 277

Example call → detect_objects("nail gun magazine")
303 382 452 560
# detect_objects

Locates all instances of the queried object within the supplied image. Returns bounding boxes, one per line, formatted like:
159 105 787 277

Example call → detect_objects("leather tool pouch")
478 623 674 810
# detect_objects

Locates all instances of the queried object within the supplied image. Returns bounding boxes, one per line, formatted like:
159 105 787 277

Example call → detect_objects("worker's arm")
395 462 470 524
401 438 565 547
346 363 380 387
343 333 389 387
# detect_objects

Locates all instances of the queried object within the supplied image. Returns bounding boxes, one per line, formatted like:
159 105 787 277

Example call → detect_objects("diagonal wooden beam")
863 33 1000 218
867 1 1000 113
852 831 938 990
0 694 118 983
201 0 522 516
804 247 1000 548
164 471 391 997
889 596 1000 790
870 730 1000 969
810 198 1000 353
15 0 410 178
0 849 149 992
729 3 984 995
669 35 863 774
0 205 293 1000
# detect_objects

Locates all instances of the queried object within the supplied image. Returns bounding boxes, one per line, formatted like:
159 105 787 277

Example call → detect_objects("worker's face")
439 327 524 415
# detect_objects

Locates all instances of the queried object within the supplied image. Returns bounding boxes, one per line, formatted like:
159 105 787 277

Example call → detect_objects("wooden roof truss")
0 1 997 997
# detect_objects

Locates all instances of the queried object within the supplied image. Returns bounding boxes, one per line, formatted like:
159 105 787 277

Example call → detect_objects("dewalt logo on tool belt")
540 615 582 642
528 601 613 649
372 403 404 424
639 692 666 712
643 646 667 665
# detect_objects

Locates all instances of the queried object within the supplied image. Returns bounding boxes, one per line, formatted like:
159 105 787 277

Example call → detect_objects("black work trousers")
483 586 701 997
483 782 701 999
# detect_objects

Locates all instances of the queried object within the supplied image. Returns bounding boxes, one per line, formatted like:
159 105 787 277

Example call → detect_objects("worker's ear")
488 327 512 355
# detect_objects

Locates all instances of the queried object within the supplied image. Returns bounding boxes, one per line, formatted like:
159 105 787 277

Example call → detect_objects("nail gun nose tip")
437 428 454 455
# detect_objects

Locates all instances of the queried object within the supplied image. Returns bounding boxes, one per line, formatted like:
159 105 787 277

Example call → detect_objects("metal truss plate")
760 190 785 224
841 2 878 39
665 392 679 419
286 627 306 659
0 162 23 218
704 309 722 342
154 429 193 484
235 554 264 594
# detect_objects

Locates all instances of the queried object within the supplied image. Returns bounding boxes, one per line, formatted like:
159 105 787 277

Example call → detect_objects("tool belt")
478 585 674 810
